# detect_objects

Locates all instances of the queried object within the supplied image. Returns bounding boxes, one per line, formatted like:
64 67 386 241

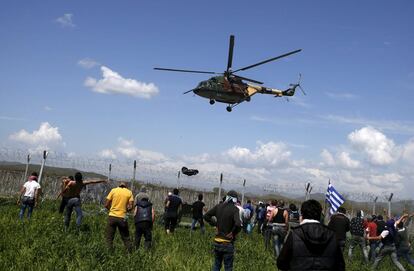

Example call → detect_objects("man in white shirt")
17 172 41 220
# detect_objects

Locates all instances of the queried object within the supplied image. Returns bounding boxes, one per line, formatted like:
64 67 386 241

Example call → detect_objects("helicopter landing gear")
226 106 232 112
209 99 215 105
245 96 251 102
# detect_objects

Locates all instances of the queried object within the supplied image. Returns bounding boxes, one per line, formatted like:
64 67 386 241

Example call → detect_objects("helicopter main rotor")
154 35 301 85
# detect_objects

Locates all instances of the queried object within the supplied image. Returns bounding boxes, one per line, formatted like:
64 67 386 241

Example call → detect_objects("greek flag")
325 183 345 215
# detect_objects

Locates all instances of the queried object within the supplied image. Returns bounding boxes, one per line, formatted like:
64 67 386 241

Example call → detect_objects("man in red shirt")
365 215 378 262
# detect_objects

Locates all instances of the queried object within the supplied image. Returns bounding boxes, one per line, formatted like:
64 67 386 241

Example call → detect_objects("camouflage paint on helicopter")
155 35 304 112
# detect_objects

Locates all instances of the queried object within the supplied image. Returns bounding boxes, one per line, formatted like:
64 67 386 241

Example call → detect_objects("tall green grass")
0 199 412 270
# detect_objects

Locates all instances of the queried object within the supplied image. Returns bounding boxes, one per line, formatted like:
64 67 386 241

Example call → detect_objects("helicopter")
154 35 305 112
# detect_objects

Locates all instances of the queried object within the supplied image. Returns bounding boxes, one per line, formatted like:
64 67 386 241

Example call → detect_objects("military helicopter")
154 35 305 112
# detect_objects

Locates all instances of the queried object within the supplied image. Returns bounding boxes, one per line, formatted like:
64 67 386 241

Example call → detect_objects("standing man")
62 172 105 230
204 190 242 271
105 182 134 252
17 172 41 220
191 193 206 234
134 194 155 250
164 188 182 234
277 199 345 271
254 201 266 234
328 207 350 252
348 210 369 263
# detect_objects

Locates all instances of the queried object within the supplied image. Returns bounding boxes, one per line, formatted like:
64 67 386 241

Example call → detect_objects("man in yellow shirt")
105 182 134 252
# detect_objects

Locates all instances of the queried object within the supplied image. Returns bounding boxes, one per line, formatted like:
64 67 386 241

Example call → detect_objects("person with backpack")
134 195 155 250
242 200 254 233
348 210 369 263
204 190 242 271
164 188 182 234
369 216 407 271
191 194 206 234
328 207 350 252
17 172 41 220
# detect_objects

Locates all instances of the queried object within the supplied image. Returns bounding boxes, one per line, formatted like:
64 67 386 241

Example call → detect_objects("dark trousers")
135 221 152 249
106 216 132 252
165 216 178 232
213 242 234 271
59 197 69 213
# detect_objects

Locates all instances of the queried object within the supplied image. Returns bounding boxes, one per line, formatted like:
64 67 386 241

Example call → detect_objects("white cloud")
320 149 335 166
56 13 75 28
78 58 99 69
224 141 291 168
322 115 414 135
348 126 397 166
9 122 63 151
99 149 117 159
402 138 414 165
337 151 360 168
85 66 159 99
100 137 167 163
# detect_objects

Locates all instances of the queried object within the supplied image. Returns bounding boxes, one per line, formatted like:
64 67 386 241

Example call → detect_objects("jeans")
59 197 69 214
369 241 380 262
213 242 234 271
191 218 205 233
272 225 286 258
19 198 34 220
397 247 414 265
372 244 406 271
135 221 152 250
348 235 369 263
106 216 132 252
64 197 83 228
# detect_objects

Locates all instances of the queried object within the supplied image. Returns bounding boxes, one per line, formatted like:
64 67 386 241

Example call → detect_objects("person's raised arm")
83 179 107 185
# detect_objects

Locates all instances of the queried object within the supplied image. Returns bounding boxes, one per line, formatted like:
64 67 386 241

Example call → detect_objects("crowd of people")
17 171 414 271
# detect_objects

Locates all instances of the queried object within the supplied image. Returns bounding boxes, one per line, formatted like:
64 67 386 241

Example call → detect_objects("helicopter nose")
193 88 200 94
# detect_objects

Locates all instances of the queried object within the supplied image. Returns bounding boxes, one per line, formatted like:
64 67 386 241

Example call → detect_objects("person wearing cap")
135 185 149 204
105 182 134 252
348 210 369 263
17 172 41 220
204 190 242 271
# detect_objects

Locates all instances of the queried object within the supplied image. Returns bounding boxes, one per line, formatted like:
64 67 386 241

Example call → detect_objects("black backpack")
134 200 152 223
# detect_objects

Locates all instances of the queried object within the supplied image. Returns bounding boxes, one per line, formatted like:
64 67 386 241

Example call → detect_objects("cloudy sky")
1 1 414 199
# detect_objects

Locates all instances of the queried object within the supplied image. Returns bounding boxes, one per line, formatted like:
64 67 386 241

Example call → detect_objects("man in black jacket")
328 207 350 251
277 199 345 271
204 190 242 271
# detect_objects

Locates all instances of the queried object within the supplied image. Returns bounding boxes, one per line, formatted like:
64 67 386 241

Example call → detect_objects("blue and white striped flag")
325 182 345 215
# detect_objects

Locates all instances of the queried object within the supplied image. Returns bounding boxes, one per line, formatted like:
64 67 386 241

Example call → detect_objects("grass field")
0 198 413 271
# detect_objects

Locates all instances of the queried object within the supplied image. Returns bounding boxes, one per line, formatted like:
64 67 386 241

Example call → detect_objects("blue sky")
1 1 414 199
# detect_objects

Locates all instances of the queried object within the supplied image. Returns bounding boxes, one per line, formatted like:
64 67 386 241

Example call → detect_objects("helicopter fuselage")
192 76 249 104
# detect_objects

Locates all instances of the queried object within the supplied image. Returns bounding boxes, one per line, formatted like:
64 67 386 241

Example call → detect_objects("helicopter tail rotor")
282 73 306 97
